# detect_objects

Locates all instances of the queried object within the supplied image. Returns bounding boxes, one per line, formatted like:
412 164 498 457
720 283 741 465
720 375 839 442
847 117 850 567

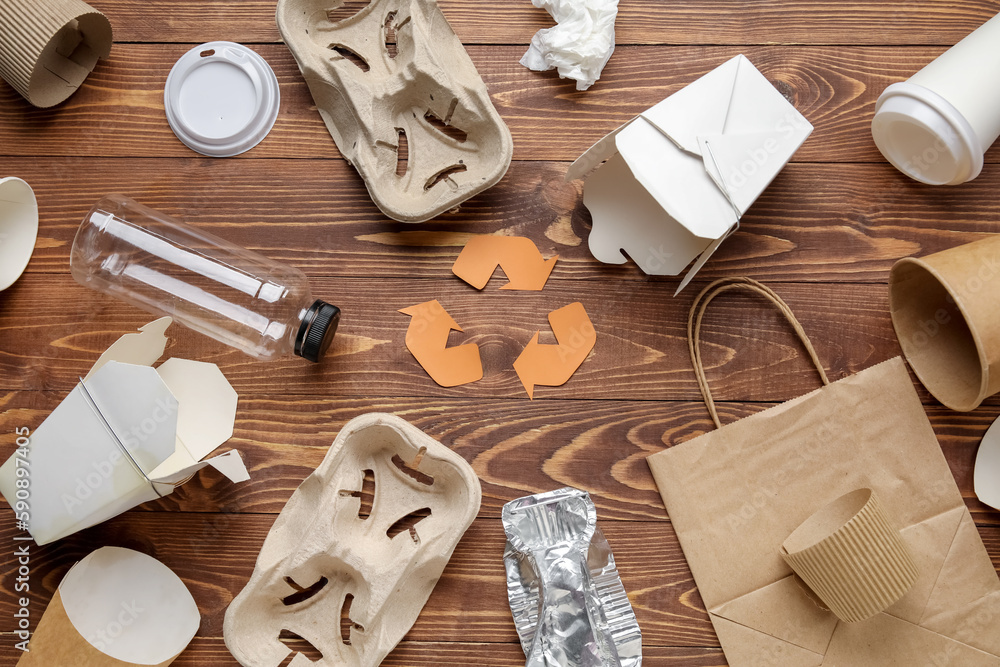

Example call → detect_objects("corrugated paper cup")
781 488 918 623
890 235 1000 411
0 0 112 108
0 177 38 291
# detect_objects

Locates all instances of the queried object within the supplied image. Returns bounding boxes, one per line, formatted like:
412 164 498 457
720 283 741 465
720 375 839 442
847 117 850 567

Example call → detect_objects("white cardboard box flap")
568 54 813 293
0 318 248 545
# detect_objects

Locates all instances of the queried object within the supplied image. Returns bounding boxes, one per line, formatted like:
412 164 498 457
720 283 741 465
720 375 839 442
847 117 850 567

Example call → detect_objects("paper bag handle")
688 277 830 428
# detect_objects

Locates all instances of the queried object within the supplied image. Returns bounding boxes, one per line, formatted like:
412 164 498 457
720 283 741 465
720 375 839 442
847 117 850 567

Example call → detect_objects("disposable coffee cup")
0 0 112 108
889 235 1000 411
872 13 1000 185
781 488 917 623
0 177 38 291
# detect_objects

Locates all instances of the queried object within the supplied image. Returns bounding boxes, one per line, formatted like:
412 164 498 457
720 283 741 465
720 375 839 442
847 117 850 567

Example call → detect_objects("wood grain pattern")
87 0 1000 46
0 512 996 648
4 44 1000 164
0 279 910 399
0 514 713 646
1 394 997 524
3 1 1000 665
0 640 728 666
9 278 1000 410
4 159 1000 284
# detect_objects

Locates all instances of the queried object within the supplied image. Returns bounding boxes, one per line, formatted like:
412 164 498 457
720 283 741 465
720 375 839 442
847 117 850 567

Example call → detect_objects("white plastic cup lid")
0 177 39 291
872 82 984 186
164 42 280 157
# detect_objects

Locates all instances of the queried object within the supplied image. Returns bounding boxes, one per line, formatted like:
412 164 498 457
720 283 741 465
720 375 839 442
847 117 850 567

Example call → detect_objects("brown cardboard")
0 0 112 108
889 235 1000 411
452 235 557 291
276 0 513 223
18 592 177 667
513 302 595 399
18 547 198 667
399 300 483 387
780 488 918 623
647 277 1000 666
224 413 481 667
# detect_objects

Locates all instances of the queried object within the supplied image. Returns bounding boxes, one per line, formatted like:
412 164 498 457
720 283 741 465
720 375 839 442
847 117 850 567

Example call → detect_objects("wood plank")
0 279 897 398
6 158 1000 284
0 638 728 666
1 393 998 525
4 44 1000 164
87 0 999 46
0 513 716 646
2 3 999 667
0 512 995 648
7 278 1000 406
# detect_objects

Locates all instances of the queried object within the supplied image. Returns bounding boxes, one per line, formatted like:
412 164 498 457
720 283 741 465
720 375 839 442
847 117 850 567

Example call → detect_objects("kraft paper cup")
0 177 38 291
0 0 112 108
890 235 1000 411
872 13 1000 185
781 489 918 623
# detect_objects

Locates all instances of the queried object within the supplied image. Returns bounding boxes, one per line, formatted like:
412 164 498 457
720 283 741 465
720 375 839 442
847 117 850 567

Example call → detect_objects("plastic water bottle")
70 194 340 362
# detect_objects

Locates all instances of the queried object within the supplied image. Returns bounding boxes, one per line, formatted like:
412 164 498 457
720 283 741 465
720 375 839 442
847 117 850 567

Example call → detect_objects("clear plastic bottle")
70 194 340 362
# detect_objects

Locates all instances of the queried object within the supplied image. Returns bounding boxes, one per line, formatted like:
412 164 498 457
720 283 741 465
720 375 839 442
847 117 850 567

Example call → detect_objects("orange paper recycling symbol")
399 300 483 387
514 302 596 399
452 235 557 290
401 235 595 398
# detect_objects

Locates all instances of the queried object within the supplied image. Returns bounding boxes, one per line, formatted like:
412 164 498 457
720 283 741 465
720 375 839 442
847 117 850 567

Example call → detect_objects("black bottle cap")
295 300 341 362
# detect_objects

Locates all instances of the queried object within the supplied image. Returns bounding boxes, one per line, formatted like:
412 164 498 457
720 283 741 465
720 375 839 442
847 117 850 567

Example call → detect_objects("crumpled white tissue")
520 0 619 91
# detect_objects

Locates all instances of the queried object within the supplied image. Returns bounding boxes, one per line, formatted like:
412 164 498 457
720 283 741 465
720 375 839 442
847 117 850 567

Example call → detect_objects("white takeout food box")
0 318 249 545
566 54 813 293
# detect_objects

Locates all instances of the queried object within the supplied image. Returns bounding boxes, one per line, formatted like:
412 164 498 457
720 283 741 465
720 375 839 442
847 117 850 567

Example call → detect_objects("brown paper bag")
647 278 1000 666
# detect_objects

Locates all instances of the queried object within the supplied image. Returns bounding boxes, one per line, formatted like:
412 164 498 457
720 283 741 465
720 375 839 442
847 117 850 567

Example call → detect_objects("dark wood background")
2 0 1000 665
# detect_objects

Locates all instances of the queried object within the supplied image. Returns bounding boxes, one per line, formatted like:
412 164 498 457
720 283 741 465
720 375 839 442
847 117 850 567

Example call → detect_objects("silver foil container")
502 487 642 667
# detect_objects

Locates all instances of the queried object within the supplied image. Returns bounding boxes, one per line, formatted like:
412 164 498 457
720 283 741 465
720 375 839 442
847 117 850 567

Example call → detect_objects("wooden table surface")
2 1 1000 665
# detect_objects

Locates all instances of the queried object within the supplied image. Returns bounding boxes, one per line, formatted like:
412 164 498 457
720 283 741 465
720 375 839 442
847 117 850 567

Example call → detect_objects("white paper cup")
0 177 38 291
872 13 1000 185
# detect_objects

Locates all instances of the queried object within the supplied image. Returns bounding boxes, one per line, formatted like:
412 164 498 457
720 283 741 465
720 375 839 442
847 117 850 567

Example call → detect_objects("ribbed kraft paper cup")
781 489 918 623
0 0 112 108
890 235 1000 411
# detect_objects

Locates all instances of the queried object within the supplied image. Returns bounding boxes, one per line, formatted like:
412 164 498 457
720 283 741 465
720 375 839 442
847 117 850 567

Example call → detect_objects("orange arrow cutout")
399 300 483 387
452 235 558 291
514 302 595 399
